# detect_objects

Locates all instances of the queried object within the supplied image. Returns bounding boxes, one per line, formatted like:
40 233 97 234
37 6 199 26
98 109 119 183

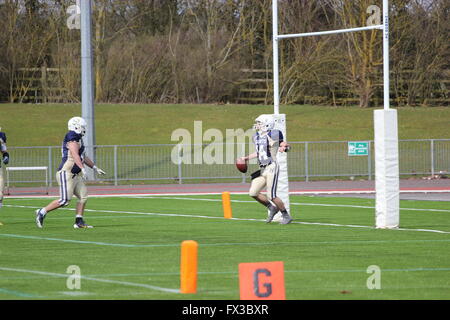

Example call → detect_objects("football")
235 158 248 173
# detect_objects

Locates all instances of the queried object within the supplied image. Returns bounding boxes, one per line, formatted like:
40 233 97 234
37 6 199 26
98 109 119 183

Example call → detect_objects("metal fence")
5 139 450 187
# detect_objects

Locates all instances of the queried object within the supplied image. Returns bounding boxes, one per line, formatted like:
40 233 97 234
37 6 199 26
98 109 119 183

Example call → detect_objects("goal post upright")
272 0 280 115
271 0 400 228
382 0 390 111
269 0 289 222
374 0 400 228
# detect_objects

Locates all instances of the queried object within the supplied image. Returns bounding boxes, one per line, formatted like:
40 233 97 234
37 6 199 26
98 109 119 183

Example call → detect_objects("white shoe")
266 205 279 223
35 209 45 228
280 213 293 225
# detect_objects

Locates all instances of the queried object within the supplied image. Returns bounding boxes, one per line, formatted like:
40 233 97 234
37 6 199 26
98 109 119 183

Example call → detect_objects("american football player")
35 117 106 229
237 115 292 224
0 127 9 226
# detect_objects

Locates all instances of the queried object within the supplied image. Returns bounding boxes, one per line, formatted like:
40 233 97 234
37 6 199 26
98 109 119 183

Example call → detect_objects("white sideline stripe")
11 196 450 214
0 267 179 294
137 196 450 213
4 204 450 234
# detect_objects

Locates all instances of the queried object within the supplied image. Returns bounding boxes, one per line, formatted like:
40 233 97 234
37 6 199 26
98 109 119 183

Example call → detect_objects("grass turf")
0 194 449 300
0 103 449 146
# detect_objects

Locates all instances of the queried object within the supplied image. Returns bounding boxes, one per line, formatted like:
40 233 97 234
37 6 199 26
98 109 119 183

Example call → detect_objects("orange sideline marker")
180 240 198 294
222 191 232 219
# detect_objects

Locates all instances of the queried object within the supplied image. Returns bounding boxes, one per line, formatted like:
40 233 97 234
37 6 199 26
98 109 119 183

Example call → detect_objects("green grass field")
0 194 449 300
1 103 449 146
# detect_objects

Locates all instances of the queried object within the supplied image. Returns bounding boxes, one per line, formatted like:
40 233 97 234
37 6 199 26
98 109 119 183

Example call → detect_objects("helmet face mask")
253 115 274 133
68 117 87 136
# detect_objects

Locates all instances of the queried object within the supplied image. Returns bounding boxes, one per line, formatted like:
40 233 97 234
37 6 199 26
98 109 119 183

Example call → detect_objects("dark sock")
281 209 288 215
75 217 83 223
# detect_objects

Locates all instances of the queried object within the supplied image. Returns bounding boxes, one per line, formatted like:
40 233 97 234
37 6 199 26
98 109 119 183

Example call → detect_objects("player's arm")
1 150 9 165
239 152 257 162
276 131 290 152
67 141 85 169
279 141 290 152
83 155 106 175
0 136 9 164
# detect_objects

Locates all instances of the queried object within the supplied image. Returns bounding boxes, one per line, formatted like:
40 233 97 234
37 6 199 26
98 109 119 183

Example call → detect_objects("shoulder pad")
66 131 81 142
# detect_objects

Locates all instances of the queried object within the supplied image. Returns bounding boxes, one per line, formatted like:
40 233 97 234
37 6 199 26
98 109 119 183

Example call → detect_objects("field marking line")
4 204 450 234
5 185 450 199
0 287 41 298
7 195 450 213
138 196 450 213
2 232 450 249
0 233 174 248
0 266 179 294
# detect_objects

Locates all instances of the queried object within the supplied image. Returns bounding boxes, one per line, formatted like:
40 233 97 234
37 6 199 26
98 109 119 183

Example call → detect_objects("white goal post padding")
268 113 290 222
374 109 399 228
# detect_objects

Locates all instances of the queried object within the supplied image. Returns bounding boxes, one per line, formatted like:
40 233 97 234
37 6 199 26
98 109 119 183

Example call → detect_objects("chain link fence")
4 139 450 187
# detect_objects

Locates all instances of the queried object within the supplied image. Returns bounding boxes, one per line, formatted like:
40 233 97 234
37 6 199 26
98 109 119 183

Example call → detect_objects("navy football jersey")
0 131 7 167
58 131 85 174
0 132 7 145
253 129 284 166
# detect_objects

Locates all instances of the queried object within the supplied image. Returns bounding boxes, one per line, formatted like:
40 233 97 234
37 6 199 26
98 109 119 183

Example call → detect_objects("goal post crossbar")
271 0 400 229
276 24 383 40
273 0 390 113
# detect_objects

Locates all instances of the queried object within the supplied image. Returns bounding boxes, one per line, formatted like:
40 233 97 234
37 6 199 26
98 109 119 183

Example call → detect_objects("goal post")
272 0 400 228
374 109 399 228
267 113 289 223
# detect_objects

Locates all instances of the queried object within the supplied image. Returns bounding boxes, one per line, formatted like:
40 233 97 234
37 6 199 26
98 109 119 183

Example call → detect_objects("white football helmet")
68 117 87 136
253 114 274 133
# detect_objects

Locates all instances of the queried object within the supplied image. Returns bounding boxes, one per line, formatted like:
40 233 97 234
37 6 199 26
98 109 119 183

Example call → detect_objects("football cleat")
266 205 279 223
73 220 93 229
280 212 293 225
35 209 45 228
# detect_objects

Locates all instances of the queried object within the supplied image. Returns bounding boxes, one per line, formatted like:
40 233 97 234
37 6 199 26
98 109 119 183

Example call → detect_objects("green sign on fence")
348 142 369 156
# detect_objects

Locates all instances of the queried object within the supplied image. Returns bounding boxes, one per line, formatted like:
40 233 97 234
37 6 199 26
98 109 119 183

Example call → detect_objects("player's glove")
278 143 291 153
2 152 9 165
81 167 87 180
93 165 106 175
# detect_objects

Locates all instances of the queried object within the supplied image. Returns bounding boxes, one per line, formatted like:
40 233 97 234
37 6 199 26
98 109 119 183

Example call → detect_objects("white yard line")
4 203 450 234
0 267 179 294
139 196 450 213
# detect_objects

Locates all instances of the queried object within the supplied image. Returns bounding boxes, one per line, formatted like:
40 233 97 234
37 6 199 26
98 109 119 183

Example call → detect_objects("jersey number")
257 144 269 162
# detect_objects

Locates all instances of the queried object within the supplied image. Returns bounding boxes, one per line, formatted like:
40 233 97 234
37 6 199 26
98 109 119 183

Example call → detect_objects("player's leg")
266 163 292 224
249 171 279 220
72 178 92 228
249 176 268 204
35 171 73 228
